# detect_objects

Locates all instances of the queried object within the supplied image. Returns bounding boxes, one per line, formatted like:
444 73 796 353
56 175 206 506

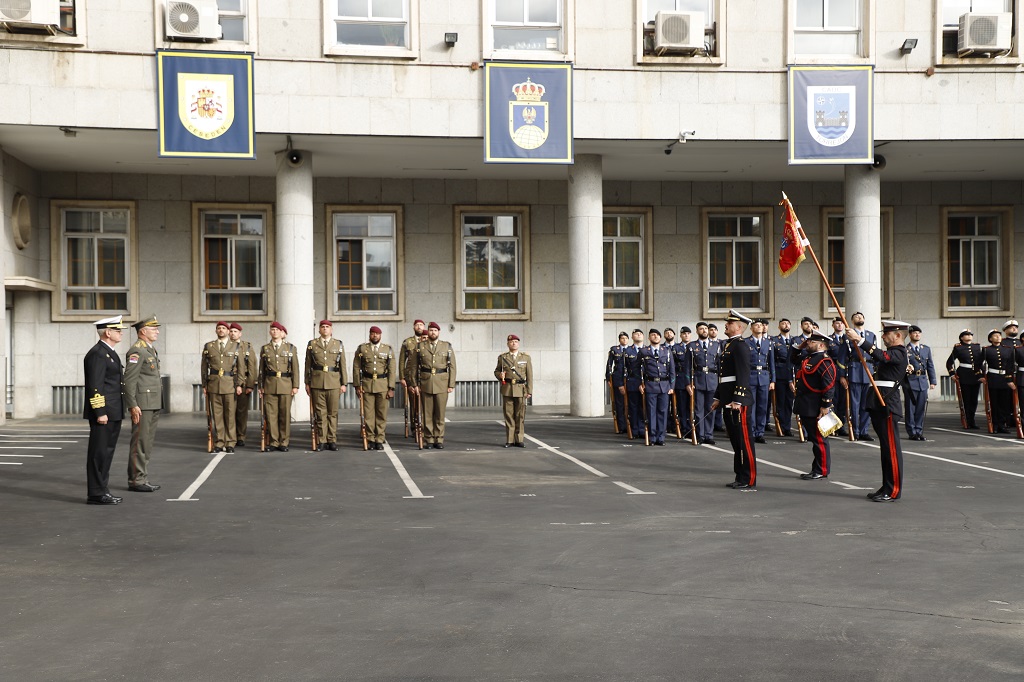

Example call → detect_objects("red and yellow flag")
778 192 806 278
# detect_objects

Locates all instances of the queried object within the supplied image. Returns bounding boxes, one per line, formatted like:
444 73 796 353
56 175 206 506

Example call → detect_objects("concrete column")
0 150 6 424
844 165 882 329
567 154 605 417
275 150 315 419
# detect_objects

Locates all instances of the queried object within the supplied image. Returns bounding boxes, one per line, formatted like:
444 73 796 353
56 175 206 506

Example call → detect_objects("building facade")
2 0 1023 419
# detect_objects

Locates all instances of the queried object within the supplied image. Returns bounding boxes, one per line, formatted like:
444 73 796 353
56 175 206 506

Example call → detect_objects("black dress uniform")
715 311 756 489
771 332 796 435
605 335 629 433
794 333 837 478
83 316 128 504
640 334 675 445
853 321 909 502
945 332 984 429
982 335 1016 433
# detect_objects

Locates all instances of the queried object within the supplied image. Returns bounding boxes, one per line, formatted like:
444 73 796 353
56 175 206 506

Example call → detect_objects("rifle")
205 390 214 453
410 388 424 450
688 388 698 445
259 392 268 452
770 388 783 436
1012 384 1024 439
640 390 650 446
982 378 994 433
952 374 968 429
844 383 854 442
358 388 369 451
671 392 682 439
621 387 633 440
609 380 620 434
310 396 320 452
403 389 410 438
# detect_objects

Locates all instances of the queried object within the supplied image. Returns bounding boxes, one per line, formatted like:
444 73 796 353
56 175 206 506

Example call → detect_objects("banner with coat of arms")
787 65 873 165
484 62 573 164
157 50 255 159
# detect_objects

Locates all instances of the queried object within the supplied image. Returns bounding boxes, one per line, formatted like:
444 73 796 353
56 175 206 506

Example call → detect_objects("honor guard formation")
79 312 1024 505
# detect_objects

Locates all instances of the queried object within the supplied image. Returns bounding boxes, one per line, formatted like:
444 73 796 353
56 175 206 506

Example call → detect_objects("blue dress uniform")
716 311 756 489
848 326 877 440
904 329 937 440
624 340 646 439
640 335 675 445
794 334 837 478
687 332 720 444
829 326 853 435
83 316 128 505
945 331 983 429
606 336 629 433
983 333 1016 433
672 341 692 438
746 329 775 440
771 332 795 435
854 321 909 502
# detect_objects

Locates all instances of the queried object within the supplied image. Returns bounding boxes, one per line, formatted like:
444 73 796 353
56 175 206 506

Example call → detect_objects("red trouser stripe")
814 427 828 476
740 406 756 485
887 415 901 497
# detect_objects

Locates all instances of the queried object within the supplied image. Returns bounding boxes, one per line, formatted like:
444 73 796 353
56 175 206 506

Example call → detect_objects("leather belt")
210 370 235 377
313 365 340 372
272 372 293 378
913 370 924 376
362 371 389 379
700 367 709 373
754 366 764 370
719 375 736 383
422 368 448 374
875 380 896 388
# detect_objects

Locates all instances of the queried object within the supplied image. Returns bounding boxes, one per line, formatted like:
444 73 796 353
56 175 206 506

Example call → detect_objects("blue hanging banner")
788 65 873 165
484 61 573 164
157 50 255 159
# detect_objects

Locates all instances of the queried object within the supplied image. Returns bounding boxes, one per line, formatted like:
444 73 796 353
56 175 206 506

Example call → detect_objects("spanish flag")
778 192 807 278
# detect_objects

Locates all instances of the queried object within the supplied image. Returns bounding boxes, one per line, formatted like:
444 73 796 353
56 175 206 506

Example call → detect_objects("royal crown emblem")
512 78 545 102
508 77 548 150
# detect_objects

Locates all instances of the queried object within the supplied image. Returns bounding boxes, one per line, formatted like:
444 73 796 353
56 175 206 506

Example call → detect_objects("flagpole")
783 195 885 406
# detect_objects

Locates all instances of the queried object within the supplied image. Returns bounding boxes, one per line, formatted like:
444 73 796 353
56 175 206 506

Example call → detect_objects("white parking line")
0 454 43 458
382 442 433 499
168 452 227 502
0 439 76 443
612 481 657 495
852 441 1024 479
0 462 22 465
0 446 60 450
702 443 872 490
932 427 1024 445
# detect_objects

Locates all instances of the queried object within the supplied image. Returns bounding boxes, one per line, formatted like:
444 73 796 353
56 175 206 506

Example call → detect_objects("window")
54 202 135 315
793 0 861 56
704 211 769 312
823 208 894 315
195 205 271 317
328 207 401 317
603 212 648 313
940 0 1014 56
944 209 1012 312
59 0 76 34
487 0 572 58
640 0 718 57
217 0 247 42
456 207 530 318
326 0 416 56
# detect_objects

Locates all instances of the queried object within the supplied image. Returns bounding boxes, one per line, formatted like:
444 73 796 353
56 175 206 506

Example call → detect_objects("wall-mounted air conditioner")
654 11 705 55
0 0 60 33
958 12 1012 55
165 0 221 41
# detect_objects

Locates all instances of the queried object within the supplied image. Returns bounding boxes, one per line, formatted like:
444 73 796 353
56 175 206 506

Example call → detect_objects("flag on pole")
778 192 807 278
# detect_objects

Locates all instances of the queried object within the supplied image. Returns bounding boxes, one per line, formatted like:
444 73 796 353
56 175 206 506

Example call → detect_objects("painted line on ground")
0 462 23 465
702 443 872 490
168 452 227 502
612 481 657 495
0 453 43 458
382 442 433 499
852 441 1024 479
932 426 1024 445
0 446 60 450
0 440 76 444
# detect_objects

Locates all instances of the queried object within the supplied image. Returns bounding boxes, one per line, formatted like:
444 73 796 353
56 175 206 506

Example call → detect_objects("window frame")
324 0 419 59
941 206 1014 316
603 207 654 319
0 0 85 46
484 0 575 62
787 0 874 63
50 200 139 322
635 0 725 65
454 205 531 321
934 0 1021 65
217 0 249 43
191 202 275 322
820 206 895 318
325 204 405 321
701 207 774 318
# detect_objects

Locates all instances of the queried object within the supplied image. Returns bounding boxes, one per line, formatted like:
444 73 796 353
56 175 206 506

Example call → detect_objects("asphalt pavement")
1 403 1021 681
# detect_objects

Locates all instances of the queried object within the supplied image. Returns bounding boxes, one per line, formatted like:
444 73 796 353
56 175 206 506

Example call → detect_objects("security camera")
871 154 886 170
664 147 672 156
287 150 304 167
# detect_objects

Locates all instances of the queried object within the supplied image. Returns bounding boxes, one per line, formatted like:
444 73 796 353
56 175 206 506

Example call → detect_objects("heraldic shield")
507 77 549 151
178 72 235 141
807 85 856 148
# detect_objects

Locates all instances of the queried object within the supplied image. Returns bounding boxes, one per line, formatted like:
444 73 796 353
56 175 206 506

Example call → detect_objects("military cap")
807 331 830 343
132 315 160 331
270 321 287 334
507 334 520 341
680 326 692 333
959 328 973 339
708 323 718 330
754 317 768 325
800 316 815 324
779 318 791 324
94 315 127 330
725 309 752 325
319 319 333 327
832 316 843 323
695 321 709 329
649 328 662 336
1003 319 1019 330
988 329 1001 341
881 320 910 332
229 322 243 331
369 325 382 334
414 319 425 325
632 328 644 334
908 325 922 333
428 321 441 330
618 331 628 339
215 320 230 329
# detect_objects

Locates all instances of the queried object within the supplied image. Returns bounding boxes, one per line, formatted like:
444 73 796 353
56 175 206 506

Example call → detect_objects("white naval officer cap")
725 309 752 325
94 315 127 330
880 320 910 332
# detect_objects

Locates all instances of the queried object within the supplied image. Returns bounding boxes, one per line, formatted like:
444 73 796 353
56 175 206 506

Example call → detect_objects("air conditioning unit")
654 11 705 55
165 0 221 41
0 0 60 33
958 12 1012 55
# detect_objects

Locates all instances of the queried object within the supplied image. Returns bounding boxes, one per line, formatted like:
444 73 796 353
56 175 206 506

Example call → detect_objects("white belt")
988 369 1005 374
720 376 736 383
874 380 896 388
1017 368 1024 373
957 363 972 369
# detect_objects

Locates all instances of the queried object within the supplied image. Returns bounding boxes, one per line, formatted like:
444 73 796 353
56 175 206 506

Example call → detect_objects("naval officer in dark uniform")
982 329 1016 434
794 330 837 480
946 329 983 429
606 331 629 433
84 315 128 505
846 320 910 502
712 310 757 491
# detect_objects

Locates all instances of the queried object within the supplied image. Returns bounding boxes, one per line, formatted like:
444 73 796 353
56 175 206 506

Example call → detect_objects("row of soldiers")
947 319 1024 435
605 312 941 446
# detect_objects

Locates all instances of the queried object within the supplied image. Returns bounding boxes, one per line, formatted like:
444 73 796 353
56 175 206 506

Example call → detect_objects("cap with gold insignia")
880 320 910 332
988 329 1001 341
1003 319 1019 330
959 328 973 339
725 309 752 325
95 315 127 330
807 331 831 343
132 315 160 331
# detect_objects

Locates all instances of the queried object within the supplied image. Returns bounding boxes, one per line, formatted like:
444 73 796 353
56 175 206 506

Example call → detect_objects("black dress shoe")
504 443 511 448
213 446 224 453
996 427 1010 434
128 483 161 492
866 489 883 499
706 438 715 445
313 444 322 452
857 434 874 442
655 441 665 446
799 473 825 480
326 443 337 451
225 446 235 453
754 436 767 444
236 440 245 447
515 442 525 448
277 445 289 452
725 481 740 488
435 443 444 450
871 493 897 502
782 430 793 437
735 484 757 491
87 494 120 505
376 443 385 451
835 429 848 437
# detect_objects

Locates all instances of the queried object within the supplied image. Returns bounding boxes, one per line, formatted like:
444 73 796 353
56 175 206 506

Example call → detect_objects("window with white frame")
706 212 765 311
940 0 1014 56
199 208 268 315
824 208 894 314
945 210 1008 310
603 213 646 312
459 210 525 314
57 203 133 314
331 0 410 49
331 209 398 315
794 0 861 56
217 0 247 41
59 0 76 34
491 0 564 53
641 0 717 56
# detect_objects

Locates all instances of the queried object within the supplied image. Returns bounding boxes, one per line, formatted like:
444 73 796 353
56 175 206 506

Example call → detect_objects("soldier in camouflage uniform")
124 315 162 492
